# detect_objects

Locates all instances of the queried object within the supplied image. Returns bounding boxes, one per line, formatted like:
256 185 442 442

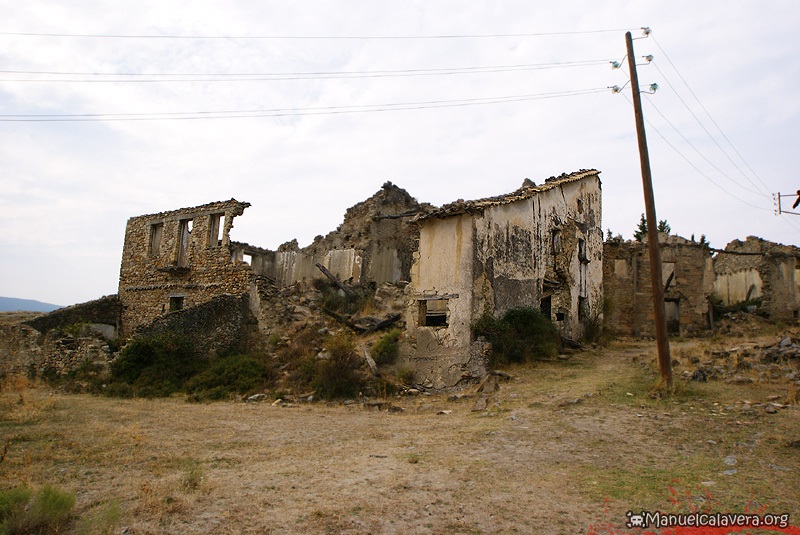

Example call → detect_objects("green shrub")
109 332 198 397
1 484 75 535
312 333 364 399
473 307 561 366
185 353 275 401
371 329 401 366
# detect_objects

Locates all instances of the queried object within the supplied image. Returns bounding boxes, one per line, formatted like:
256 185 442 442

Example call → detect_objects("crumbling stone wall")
714 236 800 321
235 182 431 287
604 234 714 337
134 293 256 358
23 295 122 337
0 323 114 379
118 199 255 336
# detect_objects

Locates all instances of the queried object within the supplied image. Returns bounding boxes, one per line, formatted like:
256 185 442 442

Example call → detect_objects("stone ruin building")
603 234 715 337
402 170 604 387
604 233 800 337
4 168 800 387
714 236 800 322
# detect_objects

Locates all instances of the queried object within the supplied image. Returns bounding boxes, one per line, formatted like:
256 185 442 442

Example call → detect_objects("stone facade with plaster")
603 234 715 337
714 236 800 321
403 170 603 388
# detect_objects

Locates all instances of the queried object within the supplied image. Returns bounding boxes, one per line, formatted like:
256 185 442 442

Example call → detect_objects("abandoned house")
117 199 255 336
714 236 800 322
402 169 603 388
603 234 715 337
117 184 428 337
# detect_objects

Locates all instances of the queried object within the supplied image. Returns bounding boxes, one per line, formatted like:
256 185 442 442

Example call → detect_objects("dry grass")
1 334 799 534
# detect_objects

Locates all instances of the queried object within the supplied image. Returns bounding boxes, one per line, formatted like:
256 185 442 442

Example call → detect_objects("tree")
699 234 709 246
633 213 647 242
634 214 671 242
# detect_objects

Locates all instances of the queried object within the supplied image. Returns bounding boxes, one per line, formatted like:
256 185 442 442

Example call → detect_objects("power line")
620 92 772 213
0 59 613 83
0 87 608 122
643 95 768 197
650 35 774 198
0 29 635 40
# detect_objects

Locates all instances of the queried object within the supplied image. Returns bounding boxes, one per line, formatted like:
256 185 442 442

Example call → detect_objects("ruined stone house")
232 182 429 287
402 170 603 388
603 234 715 337
117 184 428 337
713 236 800 322
118 199 255 336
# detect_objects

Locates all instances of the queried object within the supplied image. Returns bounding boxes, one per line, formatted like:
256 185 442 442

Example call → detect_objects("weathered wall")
235 182 428 288
714 268 762 304
713 236 800 321
404 214 479 389
604 235 715 337
0 323 114 379
403 170 602 388
23 295 122 337
118 199 254 336
134 293 256 358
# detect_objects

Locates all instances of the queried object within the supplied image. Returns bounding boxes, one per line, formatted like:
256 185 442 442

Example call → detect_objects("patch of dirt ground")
1 332 799 534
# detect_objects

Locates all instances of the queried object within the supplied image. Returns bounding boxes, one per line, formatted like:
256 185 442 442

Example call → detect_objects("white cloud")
1 0 799 304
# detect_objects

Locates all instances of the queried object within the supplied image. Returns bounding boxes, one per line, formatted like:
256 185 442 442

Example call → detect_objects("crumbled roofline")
414 169 600 222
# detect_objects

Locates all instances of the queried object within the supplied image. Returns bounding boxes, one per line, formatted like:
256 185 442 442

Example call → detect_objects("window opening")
149 222 163 256
169 296 185 312
419 298 449 327
208 213 223 247
177 219 193 267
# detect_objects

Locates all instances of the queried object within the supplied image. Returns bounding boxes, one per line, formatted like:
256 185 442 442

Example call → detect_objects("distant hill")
0 297 63 312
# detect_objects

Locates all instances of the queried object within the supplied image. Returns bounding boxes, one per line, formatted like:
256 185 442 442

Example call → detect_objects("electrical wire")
643 95 767 197
650 35 774 198
0 59 614 83
620 92 772 212
0 87 608 122
0 29 635 40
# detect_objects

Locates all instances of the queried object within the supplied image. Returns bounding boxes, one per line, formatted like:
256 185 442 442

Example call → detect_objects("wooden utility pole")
625 31 672 389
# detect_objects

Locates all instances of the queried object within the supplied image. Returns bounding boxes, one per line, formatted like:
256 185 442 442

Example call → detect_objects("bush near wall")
474 307 561 366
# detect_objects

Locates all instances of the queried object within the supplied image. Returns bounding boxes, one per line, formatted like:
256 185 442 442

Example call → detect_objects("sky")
1 0 799 307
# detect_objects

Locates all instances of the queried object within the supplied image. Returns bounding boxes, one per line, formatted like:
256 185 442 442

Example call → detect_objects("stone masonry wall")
23 295 122 336
118 199 255 336
234 182 430 287
713 236 800 321
604 234 714 337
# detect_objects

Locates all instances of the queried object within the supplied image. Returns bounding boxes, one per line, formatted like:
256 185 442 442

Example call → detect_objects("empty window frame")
149 222 163 256
419 298 449 327
208 213 223 247
169 295 185 312
177 219 193 267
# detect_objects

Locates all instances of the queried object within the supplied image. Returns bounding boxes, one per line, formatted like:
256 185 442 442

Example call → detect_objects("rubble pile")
682 336 800 385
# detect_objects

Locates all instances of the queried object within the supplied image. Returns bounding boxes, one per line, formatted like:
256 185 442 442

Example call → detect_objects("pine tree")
633 214 647 242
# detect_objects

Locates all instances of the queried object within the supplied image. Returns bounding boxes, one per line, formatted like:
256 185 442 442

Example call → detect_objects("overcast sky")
2 0 799 306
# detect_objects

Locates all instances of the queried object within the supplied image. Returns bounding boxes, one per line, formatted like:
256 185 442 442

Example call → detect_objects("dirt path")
1 337 798 534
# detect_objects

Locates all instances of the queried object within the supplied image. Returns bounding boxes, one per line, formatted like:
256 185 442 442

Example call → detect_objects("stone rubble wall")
118 199 254 336
603 234 715 337
22 295 122 336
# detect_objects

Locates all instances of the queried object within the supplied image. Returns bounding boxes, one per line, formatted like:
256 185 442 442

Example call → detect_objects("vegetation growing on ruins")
473 307 561 366
371 329 401 365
